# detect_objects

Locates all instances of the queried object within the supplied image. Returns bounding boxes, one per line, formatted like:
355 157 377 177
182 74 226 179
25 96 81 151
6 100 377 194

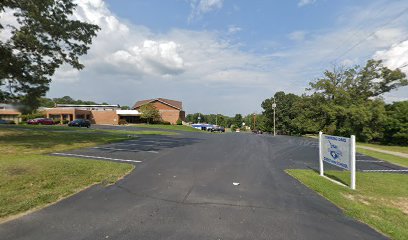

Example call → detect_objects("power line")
332 6 408 63
318 3 392 65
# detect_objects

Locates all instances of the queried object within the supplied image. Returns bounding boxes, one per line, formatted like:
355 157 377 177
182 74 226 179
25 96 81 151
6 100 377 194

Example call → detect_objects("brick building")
133 98 185 124
44 104 141 125
0 104 22 123
43 98 185 125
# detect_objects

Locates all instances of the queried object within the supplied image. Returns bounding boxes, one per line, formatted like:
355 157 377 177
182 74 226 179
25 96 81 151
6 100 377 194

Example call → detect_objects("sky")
4 0 408 115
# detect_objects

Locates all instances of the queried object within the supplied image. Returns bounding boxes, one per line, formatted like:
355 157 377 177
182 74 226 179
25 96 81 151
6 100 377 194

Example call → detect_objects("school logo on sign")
322 134 350 170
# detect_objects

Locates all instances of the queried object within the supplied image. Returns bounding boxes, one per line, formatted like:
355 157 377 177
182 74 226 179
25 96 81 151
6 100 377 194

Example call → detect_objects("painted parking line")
356 160 384 163
115 143 156 147
362 169 408 172
51 153 142 163
92 147 159 153
128 140 174 144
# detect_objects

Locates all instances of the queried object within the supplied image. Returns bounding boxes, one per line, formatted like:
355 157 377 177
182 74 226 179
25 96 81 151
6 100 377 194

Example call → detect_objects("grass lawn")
131 124 203 132
357 148 408 168
0 125 171 222
287 169 408 240
358 142 408 154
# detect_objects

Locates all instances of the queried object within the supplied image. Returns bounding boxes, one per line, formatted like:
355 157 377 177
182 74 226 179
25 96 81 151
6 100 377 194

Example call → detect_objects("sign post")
319 132 356 190
350 135 356 190
319 131 324 176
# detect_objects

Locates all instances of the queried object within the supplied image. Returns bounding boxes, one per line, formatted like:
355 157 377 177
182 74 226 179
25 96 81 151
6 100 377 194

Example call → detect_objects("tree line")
259 60 407 145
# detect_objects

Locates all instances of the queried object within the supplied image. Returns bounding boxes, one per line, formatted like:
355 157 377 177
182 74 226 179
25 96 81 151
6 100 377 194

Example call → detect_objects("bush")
118 119 128 125
53 119 61 124
9 120 16 124
176 119 182 125
21 112 45 121
62 120 69 124
161 121 171 125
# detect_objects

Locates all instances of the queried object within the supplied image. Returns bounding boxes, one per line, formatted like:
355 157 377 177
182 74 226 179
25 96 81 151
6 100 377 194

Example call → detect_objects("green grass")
0 155 132 221
131 124 204 132
287 169 408 240
358 142 408 154
357 148 408 168
0 125 172 222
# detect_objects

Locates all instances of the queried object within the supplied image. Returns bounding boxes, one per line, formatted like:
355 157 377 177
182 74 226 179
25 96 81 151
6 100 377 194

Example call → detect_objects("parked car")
0 119 14 124
27 118 54 125
211 126 225 132
68 119 91 128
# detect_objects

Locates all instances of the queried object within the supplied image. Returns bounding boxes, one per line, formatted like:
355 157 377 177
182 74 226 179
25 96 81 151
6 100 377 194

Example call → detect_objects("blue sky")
40 0 408 115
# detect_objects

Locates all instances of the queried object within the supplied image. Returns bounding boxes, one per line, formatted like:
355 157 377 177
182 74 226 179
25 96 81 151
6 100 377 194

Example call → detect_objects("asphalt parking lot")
1 128 406 239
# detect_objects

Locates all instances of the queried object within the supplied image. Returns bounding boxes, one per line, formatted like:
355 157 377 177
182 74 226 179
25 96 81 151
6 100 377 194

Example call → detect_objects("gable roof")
133 98 183 110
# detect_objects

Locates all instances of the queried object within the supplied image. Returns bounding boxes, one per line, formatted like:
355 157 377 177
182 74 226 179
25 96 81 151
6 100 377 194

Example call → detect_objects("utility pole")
198 113 201 124
272 98 276 136
253 113 256 130
216 114 218 125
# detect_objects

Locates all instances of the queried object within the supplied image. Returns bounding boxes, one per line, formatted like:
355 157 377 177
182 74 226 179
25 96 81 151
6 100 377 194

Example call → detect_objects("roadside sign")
319 132 356 190
321 134 351 169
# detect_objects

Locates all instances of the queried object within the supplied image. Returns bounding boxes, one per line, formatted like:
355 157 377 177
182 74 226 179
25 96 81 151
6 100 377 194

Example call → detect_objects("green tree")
0 0 100 113
139 103 161 124
261 91 301 134
233 114 243 129
383 101 408 145
120 105 130 110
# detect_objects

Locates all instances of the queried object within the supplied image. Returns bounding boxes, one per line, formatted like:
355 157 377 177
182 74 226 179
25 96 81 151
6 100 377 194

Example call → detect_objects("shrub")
118 119 128 125
53 119 61 124
21 112 45 121
176 119 182 125
161 121 171 125
9 120 16 124
62 120 69 124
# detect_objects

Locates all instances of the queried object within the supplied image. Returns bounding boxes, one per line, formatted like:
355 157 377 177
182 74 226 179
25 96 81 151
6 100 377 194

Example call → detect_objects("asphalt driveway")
0 130 399 239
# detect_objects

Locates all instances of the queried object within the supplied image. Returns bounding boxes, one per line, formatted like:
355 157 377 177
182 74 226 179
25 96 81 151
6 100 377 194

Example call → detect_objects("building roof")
0 109 21 115
133 98 182 110
0 103 21 115
56 104 120 108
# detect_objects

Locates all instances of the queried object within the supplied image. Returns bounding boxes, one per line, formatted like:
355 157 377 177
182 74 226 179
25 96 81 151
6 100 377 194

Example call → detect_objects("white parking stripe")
92 147 158 153
51 153 142 163
115 143 156 147
362 169 408 172
356 160 384 162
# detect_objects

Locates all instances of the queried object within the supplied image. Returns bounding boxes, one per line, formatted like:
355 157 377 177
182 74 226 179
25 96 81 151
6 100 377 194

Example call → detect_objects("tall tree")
139 103 161 124
261 91 301 134
0 0 100 113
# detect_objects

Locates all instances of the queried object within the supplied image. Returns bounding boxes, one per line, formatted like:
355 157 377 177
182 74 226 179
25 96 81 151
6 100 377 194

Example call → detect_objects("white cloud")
298 0 317 7
189 0 224 21
0 9 19 42
373 40 408 71
288 31 307 41
46 0 408 115
228 25 242 34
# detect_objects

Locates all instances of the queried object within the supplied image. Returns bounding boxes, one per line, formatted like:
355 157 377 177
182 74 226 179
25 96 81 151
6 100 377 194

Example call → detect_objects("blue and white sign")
322 134 351 170
319 132 356 189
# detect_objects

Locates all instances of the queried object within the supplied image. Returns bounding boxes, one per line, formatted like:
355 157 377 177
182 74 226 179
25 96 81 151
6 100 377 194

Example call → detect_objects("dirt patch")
390 198 408 215
6 167 29 176
342 193 355 201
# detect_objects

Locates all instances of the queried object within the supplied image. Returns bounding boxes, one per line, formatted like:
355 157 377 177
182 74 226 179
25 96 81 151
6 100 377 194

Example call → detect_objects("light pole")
198 113 201 124
272 98 276 136
253 113 256 130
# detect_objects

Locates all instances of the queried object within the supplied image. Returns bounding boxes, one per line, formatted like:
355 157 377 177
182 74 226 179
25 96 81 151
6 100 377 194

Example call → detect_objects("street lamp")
272 98 277 136
253 113 256 130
